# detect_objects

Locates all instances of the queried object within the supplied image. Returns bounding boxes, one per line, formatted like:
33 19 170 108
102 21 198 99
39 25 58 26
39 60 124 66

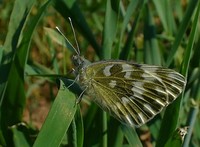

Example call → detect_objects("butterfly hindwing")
78 60 186 127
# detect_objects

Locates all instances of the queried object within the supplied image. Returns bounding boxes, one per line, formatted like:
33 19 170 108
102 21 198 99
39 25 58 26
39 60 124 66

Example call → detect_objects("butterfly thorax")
72 55 92 89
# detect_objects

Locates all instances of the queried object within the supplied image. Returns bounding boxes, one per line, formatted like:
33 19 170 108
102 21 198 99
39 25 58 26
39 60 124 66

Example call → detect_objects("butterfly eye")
72 55 82 67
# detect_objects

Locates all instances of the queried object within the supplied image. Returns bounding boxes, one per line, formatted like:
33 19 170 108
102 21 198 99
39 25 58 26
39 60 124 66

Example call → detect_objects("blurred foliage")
0 0 200 146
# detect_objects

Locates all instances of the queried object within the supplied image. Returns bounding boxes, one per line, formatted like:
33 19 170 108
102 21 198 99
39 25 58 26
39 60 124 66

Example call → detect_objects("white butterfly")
72 55 186 127
56 22 186 127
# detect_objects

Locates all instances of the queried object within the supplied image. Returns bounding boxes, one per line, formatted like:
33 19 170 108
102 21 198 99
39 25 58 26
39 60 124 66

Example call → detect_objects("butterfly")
56 23 186 127
72 55 186 127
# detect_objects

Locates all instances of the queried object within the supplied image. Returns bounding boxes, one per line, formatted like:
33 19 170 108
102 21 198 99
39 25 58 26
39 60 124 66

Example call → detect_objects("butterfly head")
72 55 90 76
72 55 84 68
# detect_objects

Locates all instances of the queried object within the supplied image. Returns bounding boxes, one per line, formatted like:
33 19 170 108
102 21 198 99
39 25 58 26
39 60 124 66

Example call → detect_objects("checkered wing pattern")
77 60 186 127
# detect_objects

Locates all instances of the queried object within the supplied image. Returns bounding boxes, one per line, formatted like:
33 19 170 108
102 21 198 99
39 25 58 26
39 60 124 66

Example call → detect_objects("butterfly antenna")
68 17 80 56
55 26 80 56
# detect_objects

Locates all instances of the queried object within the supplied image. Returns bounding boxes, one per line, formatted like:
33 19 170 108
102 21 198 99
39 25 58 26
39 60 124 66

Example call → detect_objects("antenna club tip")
56 26 61 32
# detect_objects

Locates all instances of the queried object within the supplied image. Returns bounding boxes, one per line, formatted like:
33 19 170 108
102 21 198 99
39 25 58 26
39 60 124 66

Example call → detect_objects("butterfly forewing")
76 59 186 127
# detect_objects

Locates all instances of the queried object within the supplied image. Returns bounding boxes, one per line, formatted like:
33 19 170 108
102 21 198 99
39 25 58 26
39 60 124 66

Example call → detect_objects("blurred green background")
0 0 200 146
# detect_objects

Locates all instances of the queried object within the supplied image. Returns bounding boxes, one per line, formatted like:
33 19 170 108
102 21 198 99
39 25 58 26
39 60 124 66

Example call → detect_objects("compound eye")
72 55 83 67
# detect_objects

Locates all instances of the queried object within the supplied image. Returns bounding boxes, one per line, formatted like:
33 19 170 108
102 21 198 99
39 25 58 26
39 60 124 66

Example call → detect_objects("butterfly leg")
76 86 88 104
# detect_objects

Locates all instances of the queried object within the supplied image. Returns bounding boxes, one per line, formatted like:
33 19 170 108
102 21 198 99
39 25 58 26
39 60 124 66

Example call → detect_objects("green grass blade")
166 0 199 67
0 0 35 103
152 0 177 34
181 0 200 77
101 0 120 60
74 106 84 147
143 4 161 65
164 127 188 147
107 118 123 147
67 106 84 147
119 0 145 60
183 104 199 147
11 125 30 147
101 1 120 146
116 0 140 59
1 4 50 124
52 0 101 56
83 103 98 133
0 46 3 63
183 3 200 146
156 1 200 146
33 79 77 147
2 0 35 58
0 0 42 145
121 126 143 147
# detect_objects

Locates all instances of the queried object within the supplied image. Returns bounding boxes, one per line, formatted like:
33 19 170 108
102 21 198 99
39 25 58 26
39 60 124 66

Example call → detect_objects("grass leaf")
33 79 77 147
